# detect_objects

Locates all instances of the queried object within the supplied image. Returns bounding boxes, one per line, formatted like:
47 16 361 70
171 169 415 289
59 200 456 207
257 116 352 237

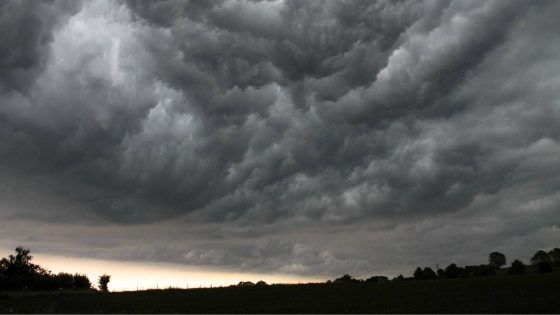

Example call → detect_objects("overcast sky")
1 0 559 280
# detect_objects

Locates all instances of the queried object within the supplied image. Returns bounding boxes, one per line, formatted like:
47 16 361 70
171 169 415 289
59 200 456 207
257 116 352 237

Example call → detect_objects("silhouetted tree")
392 274 404 281
53 273 92 290
531 250 551 264
255 280 268 286
531 250 552 273
413 267 437 280
365 276 388 283
464 265 496 277
98 274 111 292
237 281 255 287
437 268 445 278
334 274 360 284
55 272 75 289
0 247 43 277
0 247 52 290
444 263 461 278
488 252 506 269
422 267 437 280
0 248 92 291
72 274 92 289
508 260 526 275
549 248 560 267
413 267 423 280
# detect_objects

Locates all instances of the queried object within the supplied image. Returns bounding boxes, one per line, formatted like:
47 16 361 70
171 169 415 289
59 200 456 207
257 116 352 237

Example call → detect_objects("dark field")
1 271 560 313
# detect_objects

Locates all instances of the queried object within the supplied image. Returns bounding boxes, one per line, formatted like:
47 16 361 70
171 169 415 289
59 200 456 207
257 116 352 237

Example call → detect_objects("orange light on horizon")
7 251 323 292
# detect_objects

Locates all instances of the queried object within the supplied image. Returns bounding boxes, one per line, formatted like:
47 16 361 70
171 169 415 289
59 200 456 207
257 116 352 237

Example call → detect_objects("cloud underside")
1 0 559 277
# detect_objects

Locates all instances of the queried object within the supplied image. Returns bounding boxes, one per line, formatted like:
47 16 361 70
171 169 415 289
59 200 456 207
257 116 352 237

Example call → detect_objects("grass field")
1 271 559 313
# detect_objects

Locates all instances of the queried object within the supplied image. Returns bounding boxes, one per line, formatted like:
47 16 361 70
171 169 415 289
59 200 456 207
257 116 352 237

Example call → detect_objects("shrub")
333 274 360 284
444 263 461 279
413 267 423 280
73 274 92 289
236 281 255 287
488 252 506 269
0 247 93 291
549 248 560 267
364 276 388 283
537 261 553 273
531 250 551 265
507 260 526 275
531 250 553 273
98 274 111 292
422 267 437 280
56 273 75 289
464 265 496 277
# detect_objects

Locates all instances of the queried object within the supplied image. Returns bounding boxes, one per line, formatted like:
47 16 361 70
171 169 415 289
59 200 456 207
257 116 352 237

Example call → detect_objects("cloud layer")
1 0 559 277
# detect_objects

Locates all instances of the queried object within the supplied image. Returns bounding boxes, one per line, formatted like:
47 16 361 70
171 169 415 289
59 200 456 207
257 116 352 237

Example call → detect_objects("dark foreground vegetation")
0 247 92 291
1 271 560 313
1 246 559 313
0 247 109 292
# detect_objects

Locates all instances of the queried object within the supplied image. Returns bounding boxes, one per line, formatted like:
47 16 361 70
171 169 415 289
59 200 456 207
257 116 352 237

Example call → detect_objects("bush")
549 248 560 267
0 248 93 291
333 274 360 284
531 250 553 273
488 252 506 269
55 273 75 289
464 265 496 277
236 281 255 287
392 274 404 281
531 250 551 265
537 261 553 273
422 267 437 280
98 274 111 292
413 267 423 280
507 260 526 275
444 263 463 279
73 274 92 289
364 276 388 283
413 267 437 280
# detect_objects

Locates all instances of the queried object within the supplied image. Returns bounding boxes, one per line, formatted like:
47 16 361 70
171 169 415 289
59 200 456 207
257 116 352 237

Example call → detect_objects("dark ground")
1 271 559 313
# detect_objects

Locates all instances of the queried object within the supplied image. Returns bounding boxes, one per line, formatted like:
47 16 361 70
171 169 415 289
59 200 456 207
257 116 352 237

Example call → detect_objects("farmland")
1 271 559 313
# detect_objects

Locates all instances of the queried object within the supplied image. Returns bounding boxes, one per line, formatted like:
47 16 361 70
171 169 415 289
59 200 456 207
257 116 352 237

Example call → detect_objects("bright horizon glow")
0 248 323 292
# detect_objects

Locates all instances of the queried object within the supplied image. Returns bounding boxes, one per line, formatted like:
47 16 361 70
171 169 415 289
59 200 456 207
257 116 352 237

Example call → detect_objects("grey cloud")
1 0 559 277
0 0 82 93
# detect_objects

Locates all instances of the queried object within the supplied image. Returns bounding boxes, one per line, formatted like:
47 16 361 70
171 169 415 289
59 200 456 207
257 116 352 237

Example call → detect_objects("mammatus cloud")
1 0 559 277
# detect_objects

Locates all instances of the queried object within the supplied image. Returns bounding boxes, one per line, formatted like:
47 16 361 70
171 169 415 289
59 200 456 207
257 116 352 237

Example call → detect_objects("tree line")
3 246 558 291
0 247 110 292
411 248 559 280
328 247 559 284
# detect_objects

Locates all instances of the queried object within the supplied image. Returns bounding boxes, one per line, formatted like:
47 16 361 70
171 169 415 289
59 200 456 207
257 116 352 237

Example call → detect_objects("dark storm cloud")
1 0 560 277
0 0 82 93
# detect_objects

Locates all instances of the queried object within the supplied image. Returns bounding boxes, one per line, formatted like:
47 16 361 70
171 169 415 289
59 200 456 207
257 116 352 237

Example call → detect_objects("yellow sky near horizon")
0 248 322 291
